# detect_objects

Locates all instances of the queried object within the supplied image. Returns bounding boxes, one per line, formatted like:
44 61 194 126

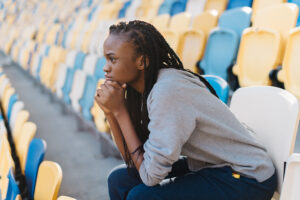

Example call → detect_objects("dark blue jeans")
107 158 277 200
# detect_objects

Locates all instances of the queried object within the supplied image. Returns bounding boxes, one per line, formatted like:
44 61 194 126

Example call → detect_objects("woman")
95 20 277 200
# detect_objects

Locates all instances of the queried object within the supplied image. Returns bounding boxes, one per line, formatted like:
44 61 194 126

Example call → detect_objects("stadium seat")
94 57 106 80
158 0 177 15
152 14 170 32
82 54 98 76
169 12 191 33
7 93 18 122
198 27 239 81
218 7 252 38
3 87 15 115
161 30 181 53
170 0 188 16
192 10 219 37
0 75 9 98
178 30 206 72
9 101 24 130
16 121 37 173
288 0 300 26
70 70 86 112
252 0 286 21
277 27 300 99
280 153 300 200
227 0 253 10
6 168 20 200
79 75 97 121
12 110 30 144
57 196 77 200
230 86 300 196
55 64 69 98
34 161 63 200
204 0 229 14
62 68 76 104
232 28 281 87
253 3 299 62
203 75 229 103
118 0 132 18
25 138 47 199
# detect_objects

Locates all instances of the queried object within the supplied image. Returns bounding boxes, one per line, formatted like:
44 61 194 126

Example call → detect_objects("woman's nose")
103 64 110 73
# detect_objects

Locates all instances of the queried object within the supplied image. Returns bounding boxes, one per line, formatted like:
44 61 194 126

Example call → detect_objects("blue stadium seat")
94 57 106 80
62 68 75 104
73 51 86 70
61 31 70 48
203 75 230 104
218 7 252 38
118 0 132 18
79 75 97 121
198 28 239 81
170 0 187 16
288 0 300 26
158 0 177 15
25 138 46 199
227 0 253 10
6 168 20 200
7 93 18 122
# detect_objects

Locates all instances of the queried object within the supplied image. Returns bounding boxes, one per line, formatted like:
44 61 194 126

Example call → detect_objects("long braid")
109 20 217 166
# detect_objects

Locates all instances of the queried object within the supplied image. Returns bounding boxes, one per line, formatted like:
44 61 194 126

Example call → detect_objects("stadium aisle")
2 63 122 200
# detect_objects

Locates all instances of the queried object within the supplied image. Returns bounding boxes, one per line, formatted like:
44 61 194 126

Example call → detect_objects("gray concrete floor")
2 64 122 200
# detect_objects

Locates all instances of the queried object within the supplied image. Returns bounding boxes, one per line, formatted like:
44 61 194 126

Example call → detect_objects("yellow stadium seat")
252 0 286 21
91 79 110 133
253 3 298 63
57 196 76 200
13 110 30 145
34 161 62 200
161 30 181 53
169 12 191 33
70 31 80 50
204 0 228 14
16 121 37 173
40 58 55 88
152 14 170 32
192 10 219 37
233 28 281 87
178 30 206 72
277 27 300 99
2 87 15 115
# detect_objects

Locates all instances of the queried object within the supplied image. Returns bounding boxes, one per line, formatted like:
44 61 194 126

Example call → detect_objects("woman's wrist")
112 104 127 119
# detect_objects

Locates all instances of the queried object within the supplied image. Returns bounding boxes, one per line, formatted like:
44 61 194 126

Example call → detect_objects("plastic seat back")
186 0 206 16
9 101 24 130
94 57 106 80
161 30 181 52
6 168 20 200
252 0 285 21
218 7 252 38
12 110 29 144
203 75 229 103
280 153 300 200
25 138 47 199
65 50 77 68
70 70 87 112
82 54 98 76
169 12 191 33
179 30 206 72
34 161 62 200
79 75 97 121
288 0 300 26
199 27 239 80
62 68 76 104
16 121 37 173
55 64 68 97
73 51 86 70
227 0 253 9
152 14 170 32
233 28 281 87
7 93 18 122
3 87 15 115
204 0 229 14
278 27 300 99
192 10 219 37
253 3 299 62
170 0 187 16
158 0 176 15
230 86 300 193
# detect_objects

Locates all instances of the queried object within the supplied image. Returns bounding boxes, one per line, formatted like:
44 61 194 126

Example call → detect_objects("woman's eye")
110 57 116 63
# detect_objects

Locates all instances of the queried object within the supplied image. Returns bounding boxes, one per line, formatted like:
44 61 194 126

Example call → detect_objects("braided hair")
108 20 217 166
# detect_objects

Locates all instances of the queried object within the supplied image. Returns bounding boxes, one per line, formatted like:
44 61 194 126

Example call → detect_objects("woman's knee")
126 184 157 200
107 164 128 188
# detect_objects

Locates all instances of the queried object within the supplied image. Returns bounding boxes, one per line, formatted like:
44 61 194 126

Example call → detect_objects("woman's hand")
94 80 127 116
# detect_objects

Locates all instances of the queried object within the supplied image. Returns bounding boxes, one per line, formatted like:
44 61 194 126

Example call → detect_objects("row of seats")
0 69 75 200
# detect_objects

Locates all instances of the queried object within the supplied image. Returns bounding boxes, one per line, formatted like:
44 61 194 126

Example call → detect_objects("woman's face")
103 34 144 91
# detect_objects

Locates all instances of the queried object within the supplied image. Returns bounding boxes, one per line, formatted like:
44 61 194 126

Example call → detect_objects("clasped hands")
94 80 127 116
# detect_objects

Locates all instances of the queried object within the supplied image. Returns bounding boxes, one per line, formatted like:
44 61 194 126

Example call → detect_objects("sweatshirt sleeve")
139 83 197 186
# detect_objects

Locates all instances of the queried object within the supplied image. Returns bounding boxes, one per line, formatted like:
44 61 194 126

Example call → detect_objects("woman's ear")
136 55 149 70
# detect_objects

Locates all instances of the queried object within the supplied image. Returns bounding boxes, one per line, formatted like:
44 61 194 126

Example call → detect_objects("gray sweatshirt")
139 68 275 186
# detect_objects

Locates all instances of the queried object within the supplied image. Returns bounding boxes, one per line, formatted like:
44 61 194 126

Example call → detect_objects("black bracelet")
130 145 143 155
